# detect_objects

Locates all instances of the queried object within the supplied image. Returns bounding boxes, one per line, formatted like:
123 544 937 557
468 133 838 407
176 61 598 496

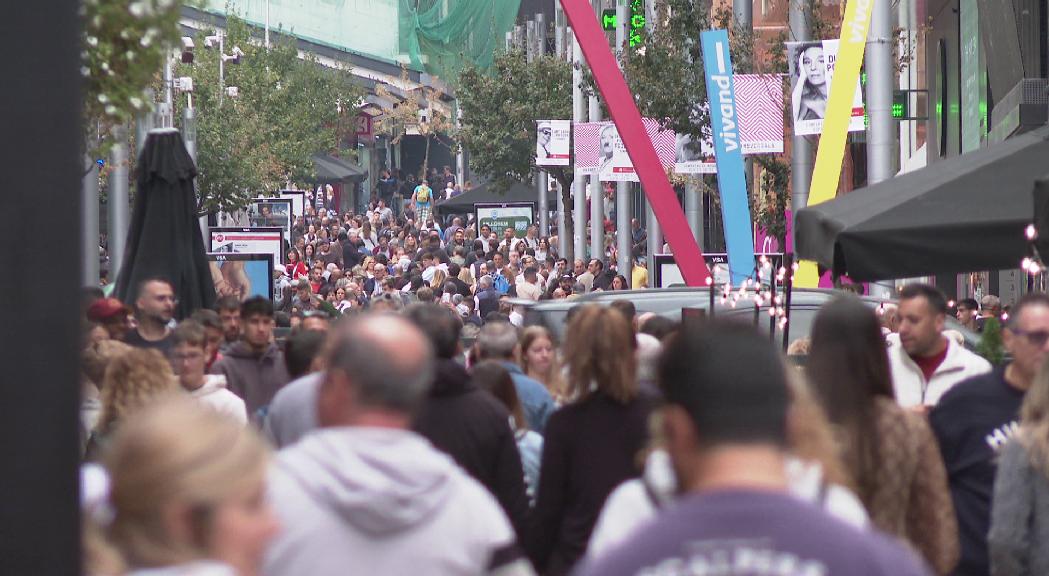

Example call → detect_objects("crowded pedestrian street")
7 1 1049 575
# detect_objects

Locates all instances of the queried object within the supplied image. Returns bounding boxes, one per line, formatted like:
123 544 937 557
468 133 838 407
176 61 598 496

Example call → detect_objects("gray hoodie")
263 427 516 576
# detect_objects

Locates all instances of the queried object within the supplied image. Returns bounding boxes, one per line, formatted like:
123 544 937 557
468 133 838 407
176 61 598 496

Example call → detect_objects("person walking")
262 315 531 576
574 321 931 576
411 179 434 224
475 322 555 434
99 398 277 576
124 278 177 355
211 297 290 422
406 304 533 543
989 353 1049 576
808 297 958 574
889 284 991 410
520 326 567 404
170 321 247 424
932 293 1049 576
529 305 653 575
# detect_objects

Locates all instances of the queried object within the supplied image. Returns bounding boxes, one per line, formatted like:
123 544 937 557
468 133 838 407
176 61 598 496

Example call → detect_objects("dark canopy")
435 181 537 214
114 129 215 319
312 153 367 182
795 125 1049 281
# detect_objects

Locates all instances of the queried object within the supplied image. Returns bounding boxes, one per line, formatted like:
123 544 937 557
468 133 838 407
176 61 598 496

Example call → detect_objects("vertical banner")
796 0 876 287
536 120 571 166
598 119 677 181
700 29 756 285
559 0 710 286
960 0 981 153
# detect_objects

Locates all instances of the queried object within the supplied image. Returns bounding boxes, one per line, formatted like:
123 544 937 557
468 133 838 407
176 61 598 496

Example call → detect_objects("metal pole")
685 179 703 247
866 0 895 298
588 0 603 265
555 4 566 59
572 35 587 263
265 0 271 48
615 0 632 277
162 59 174 127
219 34 225 106
647 201 661 287
526 21 536 63
535 13 546 57
136 89 154 155
182 100 208 247
556 179 567 253
734 0 753 31
789 0 813 245
108 127 129 286
538 172 549 238
82 154 100 287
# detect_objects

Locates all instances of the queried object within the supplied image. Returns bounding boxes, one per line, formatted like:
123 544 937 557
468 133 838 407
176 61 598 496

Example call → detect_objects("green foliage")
176 13 363 214
753 156 791 246
82 0 189 156
976 318 1005 365
456 51 573 191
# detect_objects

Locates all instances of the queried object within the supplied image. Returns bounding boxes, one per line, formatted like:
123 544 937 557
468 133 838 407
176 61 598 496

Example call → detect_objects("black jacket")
413 359 532 543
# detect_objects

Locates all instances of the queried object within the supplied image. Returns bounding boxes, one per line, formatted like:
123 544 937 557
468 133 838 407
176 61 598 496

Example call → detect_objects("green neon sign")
601 9 616 30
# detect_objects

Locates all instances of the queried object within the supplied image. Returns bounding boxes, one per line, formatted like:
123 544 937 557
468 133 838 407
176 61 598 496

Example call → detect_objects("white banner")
788 40 865 136
674 126 718 174
536 120 571 166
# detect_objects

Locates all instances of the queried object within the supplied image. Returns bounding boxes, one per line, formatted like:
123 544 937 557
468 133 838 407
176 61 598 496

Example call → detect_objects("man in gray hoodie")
263 314 534 576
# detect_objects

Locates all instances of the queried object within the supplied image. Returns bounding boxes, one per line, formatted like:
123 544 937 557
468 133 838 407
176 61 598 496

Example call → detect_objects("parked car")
516 287 981 351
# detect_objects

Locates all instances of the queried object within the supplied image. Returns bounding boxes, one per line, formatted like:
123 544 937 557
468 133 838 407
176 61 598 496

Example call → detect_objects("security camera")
225 86 239 98
232 46 245 58
181 37 195 64
204 35 221 49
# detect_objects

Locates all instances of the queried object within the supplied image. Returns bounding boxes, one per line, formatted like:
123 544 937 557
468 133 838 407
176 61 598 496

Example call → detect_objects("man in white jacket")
889 284 991 410
170 321 248 424
262 315 533 576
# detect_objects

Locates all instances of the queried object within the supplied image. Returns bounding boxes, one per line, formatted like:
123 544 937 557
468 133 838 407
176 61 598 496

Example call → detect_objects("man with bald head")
264 314 529 576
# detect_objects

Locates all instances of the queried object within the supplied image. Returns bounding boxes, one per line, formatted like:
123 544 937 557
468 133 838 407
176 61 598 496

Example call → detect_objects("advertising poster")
674 123 718 175
575 119 674 178
735 74 786 154
536 120 571 166
209 227 285 265
787 40 865 136
474 202 536 238
656 253 784 288
207 252 275 302
247 199 293 239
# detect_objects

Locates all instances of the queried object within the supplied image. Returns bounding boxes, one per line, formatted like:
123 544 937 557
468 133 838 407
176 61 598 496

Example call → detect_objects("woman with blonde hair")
85 348 179 460
520 326 567 402
530 305 653 575
103 397 278 575
990 354 1049 576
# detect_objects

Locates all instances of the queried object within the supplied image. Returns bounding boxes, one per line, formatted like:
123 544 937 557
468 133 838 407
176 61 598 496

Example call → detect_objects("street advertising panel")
247 198 293 240
206 252 275 302
536 120 571 166
475 202 536 239
209 227 285 265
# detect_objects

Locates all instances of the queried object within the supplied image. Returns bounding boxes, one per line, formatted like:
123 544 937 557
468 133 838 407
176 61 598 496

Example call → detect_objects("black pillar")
0 0 81 573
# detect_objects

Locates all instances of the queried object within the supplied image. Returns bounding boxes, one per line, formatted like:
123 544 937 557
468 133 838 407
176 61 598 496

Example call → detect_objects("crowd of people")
76 267 1049 576
259 188 646 332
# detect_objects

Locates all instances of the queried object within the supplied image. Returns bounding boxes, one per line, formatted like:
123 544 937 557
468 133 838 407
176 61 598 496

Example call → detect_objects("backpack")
416 185 431 203
493 274 511 294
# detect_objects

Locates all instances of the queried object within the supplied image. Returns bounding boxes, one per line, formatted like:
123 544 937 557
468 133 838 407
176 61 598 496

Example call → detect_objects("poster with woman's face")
788 40 865 136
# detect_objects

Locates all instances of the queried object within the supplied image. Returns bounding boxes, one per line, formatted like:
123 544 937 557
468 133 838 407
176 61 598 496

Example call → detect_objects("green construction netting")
399 0 522 81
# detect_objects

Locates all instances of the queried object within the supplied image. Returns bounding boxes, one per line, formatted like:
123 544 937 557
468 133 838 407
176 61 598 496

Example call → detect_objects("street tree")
455 51 574 256
176 14 363 214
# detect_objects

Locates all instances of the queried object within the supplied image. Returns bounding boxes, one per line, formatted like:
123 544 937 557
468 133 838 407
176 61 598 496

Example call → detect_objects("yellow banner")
795 0 877 287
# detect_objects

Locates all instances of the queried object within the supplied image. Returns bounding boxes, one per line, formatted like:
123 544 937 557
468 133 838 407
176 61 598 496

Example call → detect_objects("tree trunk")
554 170 574 263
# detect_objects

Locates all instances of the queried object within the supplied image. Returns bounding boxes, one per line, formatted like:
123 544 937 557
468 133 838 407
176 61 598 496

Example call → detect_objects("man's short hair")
240 296 274 319
590 259 604 270
898 283 948 315
476 321 518 359
660 321 789 448
325 316 434 413
285 329 327 379
190 308 222 332
215 295 241 313
524 266 538 279
405 304 462 360
957 298 979 311
135 277 172 302
1007 293 1049 329
171 320 206 349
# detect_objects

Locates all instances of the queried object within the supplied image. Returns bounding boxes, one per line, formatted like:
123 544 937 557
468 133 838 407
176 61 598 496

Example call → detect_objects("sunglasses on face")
1011 328 1049 347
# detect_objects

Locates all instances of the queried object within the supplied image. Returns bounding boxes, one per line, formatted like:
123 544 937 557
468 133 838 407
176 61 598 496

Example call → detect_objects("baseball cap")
86 298 130 322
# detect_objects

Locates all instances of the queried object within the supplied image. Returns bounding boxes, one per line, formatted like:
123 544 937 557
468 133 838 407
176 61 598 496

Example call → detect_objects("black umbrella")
795 125 1049 281
114 128 215 319
435 181 538 215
